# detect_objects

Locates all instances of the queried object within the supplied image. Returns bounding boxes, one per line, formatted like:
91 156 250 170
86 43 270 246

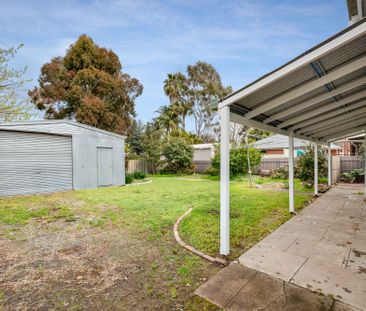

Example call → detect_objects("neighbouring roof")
253 134 341 150
0 120 125 139
220 17 366 144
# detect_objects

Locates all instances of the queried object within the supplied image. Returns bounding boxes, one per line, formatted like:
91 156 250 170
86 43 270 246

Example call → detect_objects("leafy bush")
133 171 146 180
162 137 194 174
340 169 364 183
211 147 261 176
295 144 327 186
272 166 289 179
318 177 328 184
125 174 133 184
205 166 219 176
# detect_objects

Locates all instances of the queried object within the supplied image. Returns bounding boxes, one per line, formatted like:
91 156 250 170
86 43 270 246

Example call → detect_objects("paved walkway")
197 184 366 310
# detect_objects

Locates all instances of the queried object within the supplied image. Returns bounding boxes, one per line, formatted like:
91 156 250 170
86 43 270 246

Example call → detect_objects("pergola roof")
220 18 366 144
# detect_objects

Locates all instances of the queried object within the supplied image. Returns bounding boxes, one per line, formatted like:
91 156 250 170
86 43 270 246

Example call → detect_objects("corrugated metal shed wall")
0 131 72 196
0 121 125 194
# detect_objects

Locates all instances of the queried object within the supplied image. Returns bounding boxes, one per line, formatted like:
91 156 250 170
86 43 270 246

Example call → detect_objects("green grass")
0 196 75 225
0 176 312 310
74 177 310 256
0 177 311 257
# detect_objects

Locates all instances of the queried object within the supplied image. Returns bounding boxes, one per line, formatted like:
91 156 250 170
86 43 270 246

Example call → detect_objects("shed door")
0 131 73 196
97 147 113 187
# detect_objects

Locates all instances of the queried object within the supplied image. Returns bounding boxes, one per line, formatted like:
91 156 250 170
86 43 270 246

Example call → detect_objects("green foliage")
126 120 145 156
340 169 364 183
205 166 219 176
160 61 232 141
295 144 327 186
0 44 32 121
125 171 146 184
133 171 146 180
125 174 133 184
162 137 194 174
29 35 143 134
272 166 289 179
211 147 262 176
141 122 163 174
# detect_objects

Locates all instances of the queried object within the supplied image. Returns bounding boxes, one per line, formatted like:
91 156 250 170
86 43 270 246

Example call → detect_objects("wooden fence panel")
193 161 211 173
258 158 289 172
126 159 153 174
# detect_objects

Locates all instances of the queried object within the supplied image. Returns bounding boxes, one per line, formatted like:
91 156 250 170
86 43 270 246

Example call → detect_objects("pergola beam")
245 55 366 119
278 89 366 129
322 124 366 141
328 130 365 142
298 108 366 135
264 76 366 124
230 112 327 144
314 116 366 138
294 100 366 131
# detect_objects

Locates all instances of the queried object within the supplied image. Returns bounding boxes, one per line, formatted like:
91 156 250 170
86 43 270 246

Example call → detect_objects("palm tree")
163 73 191 130
155 105 179 134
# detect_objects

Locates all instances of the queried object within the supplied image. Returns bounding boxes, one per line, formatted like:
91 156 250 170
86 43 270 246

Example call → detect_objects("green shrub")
125 174 133 184
272 166 289 179
295 144 327 186
340 169 364 183
211 147 261 176
318 176 328 184
162 137 194 174
205 166 219 176
133 171 146 180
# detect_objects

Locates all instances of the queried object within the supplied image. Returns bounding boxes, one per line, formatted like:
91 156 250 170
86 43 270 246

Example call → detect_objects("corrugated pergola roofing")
220 18 366 144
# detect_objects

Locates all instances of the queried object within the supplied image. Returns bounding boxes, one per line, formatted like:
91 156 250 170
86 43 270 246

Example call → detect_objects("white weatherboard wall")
0 121 125 196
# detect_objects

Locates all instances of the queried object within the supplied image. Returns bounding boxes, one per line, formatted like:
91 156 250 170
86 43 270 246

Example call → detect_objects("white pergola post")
219 105 230 255
314 143 319 196
288 132 295 213
328 142 332 186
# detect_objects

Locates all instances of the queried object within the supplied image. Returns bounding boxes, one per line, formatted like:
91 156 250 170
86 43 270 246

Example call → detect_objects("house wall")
265 149 284 155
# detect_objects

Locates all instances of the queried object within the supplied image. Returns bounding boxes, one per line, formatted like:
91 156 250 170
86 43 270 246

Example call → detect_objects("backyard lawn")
0 176 312 310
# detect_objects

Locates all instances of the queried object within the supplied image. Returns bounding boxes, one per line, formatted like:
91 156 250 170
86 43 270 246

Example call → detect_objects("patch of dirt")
0 218 219 310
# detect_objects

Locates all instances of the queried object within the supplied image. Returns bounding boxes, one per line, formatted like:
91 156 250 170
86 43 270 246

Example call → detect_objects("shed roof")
220 18 366 144
253 134 341 150
0 120 125 139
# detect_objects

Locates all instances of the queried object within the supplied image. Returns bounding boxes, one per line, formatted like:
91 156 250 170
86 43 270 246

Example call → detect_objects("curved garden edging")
173 208 228 266
125 179 152 187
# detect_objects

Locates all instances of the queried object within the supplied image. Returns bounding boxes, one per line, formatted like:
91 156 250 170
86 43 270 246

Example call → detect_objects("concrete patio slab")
286 238 349 266
197 185 366 310
346 248 366 275
239 244 307 281
196 263 349 311
194 263 256 309
291 258 366 310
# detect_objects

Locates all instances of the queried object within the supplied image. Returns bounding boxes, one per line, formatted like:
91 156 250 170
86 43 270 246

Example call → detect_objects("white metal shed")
0 120 125 196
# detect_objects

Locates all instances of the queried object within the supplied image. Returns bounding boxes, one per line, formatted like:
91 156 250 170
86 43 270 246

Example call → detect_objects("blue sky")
1 0 349 131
